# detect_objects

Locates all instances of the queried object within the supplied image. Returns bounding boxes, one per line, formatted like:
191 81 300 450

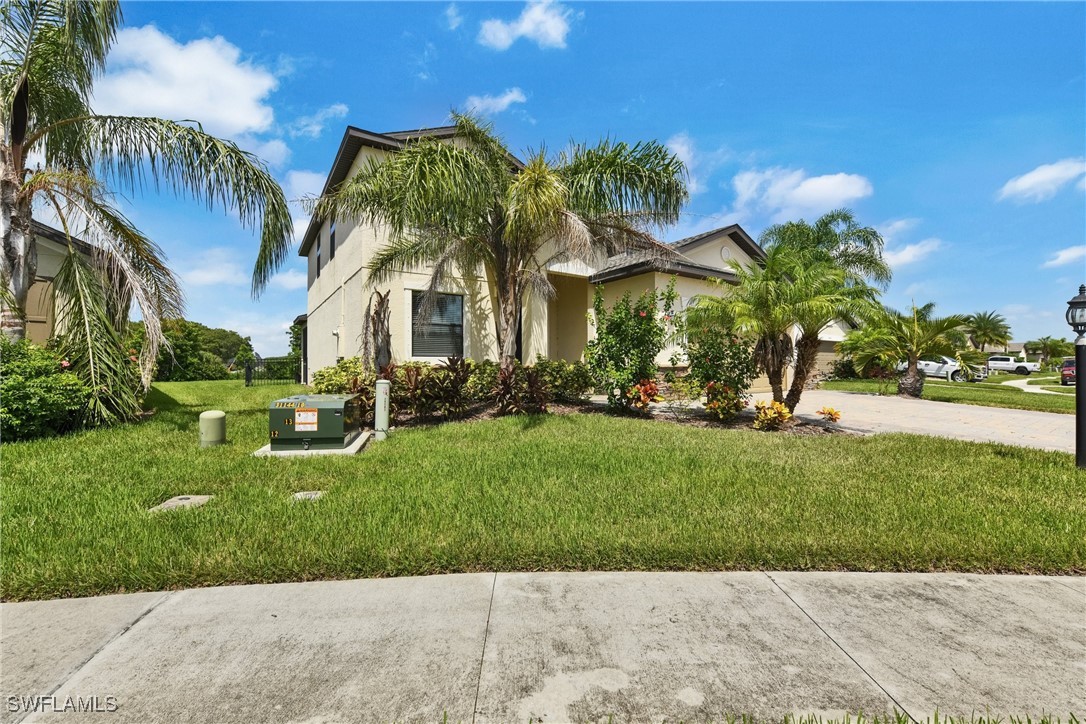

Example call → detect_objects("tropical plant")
850 304 968 397
759 208 891 288
1 0 291 423
0 335 90 441
703 381 746 422
1025 335 1073 369
626 378 663 413
965 310 1011 352
585 280 677 410
752 399 792 431
686 247 789 403
314 112 687 374
758 212 885 411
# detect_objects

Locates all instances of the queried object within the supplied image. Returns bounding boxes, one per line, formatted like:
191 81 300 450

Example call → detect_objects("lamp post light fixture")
1066 283 1086 469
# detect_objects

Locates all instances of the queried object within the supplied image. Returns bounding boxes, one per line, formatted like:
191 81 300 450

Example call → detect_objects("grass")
1041 385 1075 395
2 380 1083 601
822 378 1076 414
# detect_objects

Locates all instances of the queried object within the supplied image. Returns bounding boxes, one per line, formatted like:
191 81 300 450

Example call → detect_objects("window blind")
411 291 464 357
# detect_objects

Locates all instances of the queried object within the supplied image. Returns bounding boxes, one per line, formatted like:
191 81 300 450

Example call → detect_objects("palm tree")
314 112 687 373
1026 335 1073 368
686 244 800 403
965 310 1011 351
760 208 891 288
758 211 886 411
1 0 292 422
851 304 968 397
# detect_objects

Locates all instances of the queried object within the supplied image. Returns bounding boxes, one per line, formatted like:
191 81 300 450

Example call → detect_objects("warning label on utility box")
295 408 318 432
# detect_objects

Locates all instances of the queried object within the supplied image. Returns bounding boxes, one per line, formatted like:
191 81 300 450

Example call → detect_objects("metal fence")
245 356 301 386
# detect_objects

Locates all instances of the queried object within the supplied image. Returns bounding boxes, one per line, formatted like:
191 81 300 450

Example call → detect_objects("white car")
896 355 967 382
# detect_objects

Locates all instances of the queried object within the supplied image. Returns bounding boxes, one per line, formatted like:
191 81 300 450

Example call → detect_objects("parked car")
896 355 967 382
1061 358 1076 386
986 355 1040 375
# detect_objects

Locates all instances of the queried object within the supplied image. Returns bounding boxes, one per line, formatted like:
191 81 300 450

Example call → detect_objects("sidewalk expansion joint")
471 571 498 724
763 572 917 723
1051 578 1086 596
13 591 176 724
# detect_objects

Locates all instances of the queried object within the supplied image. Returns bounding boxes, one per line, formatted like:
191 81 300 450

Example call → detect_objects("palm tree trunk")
0 146 35 342
898 359 924 397
497 284 521 374
784 334 819 412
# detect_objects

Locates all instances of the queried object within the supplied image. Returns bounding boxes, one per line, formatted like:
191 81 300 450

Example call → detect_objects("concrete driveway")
758 389 1074 453
2 573 1083 723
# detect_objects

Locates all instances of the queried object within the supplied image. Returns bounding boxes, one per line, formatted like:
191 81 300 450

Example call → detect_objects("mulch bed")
388 399 849 437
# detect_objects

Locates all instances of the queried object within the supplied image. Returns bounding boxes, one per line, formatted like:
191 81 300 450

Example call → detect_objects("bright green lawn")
2 380 1083 601
822 378 1076 414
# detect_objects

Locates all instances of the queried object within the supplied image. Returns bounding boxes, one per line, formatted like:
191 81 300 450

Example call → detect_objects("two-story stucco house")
297 124 770 383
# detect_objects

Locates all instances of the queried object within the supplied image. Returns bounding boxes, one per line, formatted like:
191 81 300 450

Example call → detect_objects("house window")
411 291 463 357
329 220 336 260
315 236 321 278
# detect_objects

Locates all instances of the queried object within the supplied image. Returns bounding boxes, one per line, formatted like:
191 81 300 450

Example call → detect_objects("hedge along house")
20 221 94 345
298 124 768 383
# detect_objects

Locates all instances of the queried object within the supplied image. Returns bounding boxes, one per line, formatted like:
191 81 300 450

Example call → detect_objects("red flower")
639 311 647 317
60 360 70 368
129 355 138 362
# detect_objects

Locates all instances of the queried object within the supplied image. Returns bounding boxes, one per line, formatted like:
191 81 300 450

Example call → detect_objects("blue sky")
88 1 1085 355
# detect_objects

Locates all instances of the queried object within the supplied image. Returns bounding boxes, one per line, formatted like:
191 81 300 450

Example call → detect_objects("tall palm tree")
965 310 1011 352
315 112 687 373
1 0 292 423
851 304 968 397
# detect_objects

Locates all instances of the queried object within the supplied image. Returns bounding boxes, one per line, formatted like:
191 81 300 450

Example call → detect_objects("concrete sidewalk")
2 573 1083 723
754 390 1074 453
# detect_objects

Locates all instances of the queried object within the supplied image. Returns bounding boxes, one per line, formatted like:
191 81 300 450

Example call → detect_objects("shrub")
626 379 663 413
0 338 92 441
585 279 677 410
703 382 746 422
753 400 793 431
828 358 859 380
312 357 370 394
532 356 594 402
431 356 473 419
816 406 842 423
465 359 501 402
661 375 700 422
495 366 550 415
683 326 758 394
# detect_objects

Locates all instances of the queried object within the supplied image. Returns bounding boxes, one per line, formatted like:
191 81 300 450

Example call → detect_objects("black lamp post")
1066 284 1086 468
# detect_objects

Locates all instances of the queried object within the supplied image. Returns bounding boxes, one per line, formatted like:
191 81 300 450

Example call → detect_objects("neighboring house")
22 220 94 345
299 124 828 386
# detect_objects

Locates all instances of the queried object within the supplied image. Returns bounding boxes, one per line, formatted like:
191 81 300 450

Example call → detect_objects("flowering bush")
703 382 746 421
815 406 842 423
682 326 758 394
753 400 793 431
585 279 677 410
0 338 91 441
626 379 663 413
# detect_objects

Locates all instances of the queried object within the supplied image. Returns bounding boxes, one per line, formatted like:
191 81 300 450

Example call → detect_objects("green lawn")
2 380 1083 601
822 378 1076 414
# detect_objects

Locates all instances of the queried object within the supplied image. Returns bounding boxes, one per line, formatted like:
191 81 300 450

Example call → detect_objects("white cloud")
665 132 736 196
181 248 248 287
997 157 1086 203
731 167 873 223
288 103 349 139
883 237 942 268
445 3 463 30
284 170 326 203
94 25 278 137
249 138 291 168
1041 245 1086 269
464 87 527 116
478 0 574 50
877 218 920 245
269 268 307 291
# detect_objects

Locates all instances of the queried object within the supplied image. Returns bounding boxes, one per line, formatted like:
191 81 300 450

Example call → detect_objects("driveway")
757 389 1075 453
2 572 1083 722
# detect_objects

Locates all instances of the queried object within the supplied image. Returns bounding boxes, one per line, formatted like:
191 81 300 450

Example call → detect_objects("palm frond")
26 115 292 295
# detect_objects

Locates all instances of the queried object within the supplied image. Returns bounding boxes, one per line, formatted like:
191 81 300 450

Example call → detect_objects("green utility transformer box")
268 394 362 452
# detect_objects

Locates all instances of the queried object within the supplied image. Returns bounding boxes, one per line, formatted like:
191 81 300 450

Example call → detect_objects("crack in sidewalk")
470 572 498 724
10 591 175 724
764 572 917 723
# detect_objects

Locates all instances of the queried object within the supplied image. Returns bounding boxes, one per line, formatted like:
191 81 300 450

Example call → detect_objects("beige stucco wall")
546 273 591 362
676 235 758 269
305 145 504 381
